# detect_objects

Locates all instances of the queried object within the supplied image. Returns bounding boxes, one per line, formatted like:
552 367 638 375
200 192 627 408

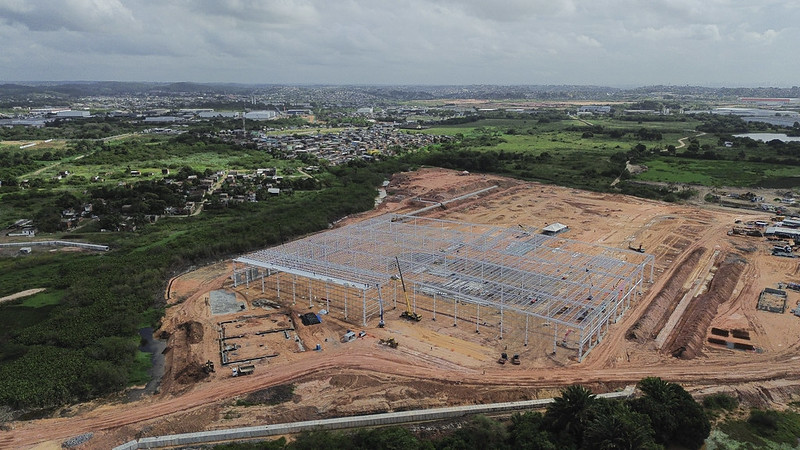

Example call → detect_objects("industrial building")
55 110 90 118
244 110 278 120
233 214 654 361
765 226 800 240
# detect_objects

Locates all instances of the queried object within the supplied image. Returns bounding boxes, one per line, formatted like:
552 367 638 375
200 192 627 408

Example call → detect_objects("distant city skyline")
0 1 798 87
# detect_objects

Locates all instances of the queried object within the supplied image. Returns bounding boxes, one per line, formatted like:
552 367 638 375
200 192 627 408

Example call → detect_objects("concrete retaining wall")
0 240 109 251
114 386 634 449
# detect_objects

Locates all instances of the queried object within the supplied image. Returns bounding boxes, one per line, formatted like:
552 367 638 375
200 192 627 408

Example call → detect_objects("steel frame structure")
233 213 654 361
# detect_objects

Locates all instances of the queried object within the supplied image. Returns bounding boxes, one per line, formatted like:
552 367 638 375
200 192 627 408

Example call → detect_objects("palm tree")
632 377 710 449
545 384 596 446
583 401 658 450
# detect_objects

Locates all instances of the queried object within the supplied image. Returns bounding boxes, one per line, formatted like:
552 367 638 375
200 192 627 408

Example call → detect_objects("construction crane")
561 329 573 347
395 256 421 321
376 284 385 328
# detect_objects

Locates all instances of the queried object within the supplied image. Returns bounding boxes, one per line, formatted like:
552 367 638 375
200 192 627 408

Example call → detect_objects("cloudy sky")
0 0 797 87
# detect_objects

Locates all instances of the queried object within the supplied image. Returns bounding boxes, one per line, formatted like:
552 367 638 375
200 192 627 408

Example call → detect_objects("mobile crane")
376 284 386 328
395 256 421 321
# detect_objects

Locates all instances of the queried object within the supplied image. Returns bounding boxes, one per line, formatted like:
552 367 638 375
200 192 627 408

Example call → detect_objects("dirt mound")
627 248 705 342
174 361 210 385
665 254 747 359
179 321 204 344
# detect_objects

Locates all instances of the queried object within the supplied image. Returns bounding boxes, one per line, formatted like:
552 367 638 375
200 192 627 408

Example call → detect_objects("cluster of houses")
5 219 36 237
245 124 450 165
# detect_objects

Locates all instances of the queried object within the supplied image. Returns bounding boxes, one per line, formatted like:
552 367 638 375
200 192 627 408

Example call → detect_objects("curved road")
3 197 797 448
676 131 707 149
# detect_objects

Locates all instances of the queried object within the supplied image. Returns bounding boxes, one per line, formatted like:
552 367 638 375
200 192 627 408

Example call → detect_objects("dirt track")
6 168 800 449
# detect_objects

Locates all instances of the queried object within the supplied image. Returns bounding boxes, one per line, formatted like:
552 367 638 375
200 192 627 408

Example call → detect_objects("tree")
631 377 710 449
545 385 596 447
582 399 659 450
508 412 556 450
436 415 509 450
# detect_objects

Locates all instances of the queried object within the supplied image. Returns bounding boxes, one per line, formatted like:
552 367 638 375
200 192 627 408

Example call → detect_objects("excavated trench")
626 247 706 342
665 253 747 359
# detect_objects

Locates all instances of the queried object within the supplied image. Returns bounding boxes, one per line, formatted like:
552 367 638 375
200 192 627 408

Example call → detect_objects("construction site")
232 213 654 362
7 168 800 449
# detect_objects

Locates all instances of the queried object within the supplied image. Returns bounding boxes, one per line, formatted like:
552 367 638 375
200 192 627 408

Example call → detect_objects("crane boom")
376 284 385 328
395 256 421 321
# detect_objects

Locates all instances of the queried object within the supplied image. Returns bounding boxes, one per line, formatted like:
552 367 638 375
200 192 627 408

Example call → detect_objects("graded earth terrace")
5 168 800 449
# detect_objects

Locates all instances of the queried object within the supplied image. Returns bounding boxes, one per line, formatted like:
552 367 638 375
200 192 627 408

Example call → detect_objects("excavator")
395 256 421 322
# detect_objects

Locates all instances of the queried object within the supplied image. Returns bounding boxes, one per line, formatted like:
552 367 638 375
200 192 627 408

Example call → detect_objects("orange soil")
6 168 800 449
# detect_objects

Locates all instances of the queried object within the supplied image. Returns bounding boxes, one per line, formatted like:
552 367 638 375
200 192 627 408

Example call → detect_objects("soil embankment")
626 248 705 342
665 254 748 359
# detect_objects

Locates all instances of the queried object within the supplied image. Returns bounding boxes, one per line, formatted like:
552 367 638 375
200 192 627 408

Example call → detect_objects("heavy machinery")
497 352 508 364
379 337 399 348
628 243 645 253
395 256 421 322
231 364 255 377
511 354 520 365
561 330 573 347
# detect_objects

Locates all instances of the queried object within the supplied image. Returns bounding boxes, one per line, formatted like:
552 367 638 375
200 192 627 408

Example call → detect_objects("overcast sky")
0 0 797 87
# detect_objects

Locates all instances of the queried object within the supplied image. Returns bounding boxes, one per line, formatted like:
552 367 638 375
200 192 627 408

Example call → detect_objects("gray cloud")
0 0 797 86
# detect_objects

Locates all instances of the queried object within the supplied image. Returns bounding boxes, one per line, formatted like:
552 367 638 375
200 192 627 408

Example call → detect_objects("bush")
703 393 739 411
748 409 779 431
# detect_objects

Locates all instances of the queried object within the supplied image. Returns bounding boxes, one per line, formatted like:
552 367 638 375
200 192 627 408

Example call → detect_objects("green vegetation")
1 109 799 413
413 114 800 194
128 349 154 386
212 378 709 450
0 134 409 409
18 290 63 308
712 409 800 449
703 393 740 412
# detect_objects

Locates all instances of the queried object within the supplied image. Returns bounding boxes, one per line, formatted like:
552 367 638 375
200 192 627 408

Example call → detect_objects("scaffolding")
233 214 655 361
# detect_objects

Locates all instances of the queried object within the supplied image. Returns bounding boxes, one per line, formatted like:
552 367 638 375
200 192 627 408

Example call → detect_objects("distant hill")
1 81 799 104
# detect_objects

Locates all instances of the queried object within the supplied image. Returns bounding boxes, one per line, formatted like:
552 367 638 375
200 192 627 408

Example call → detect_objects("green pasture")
128 349 152 386
636 158 800 187
19 290 62 308
131 229 189 254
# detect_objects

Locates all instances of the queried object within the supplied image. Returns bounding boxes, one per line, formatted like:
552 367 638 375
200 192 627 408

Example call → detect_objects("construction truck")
395 257 422 322
231 364 255 377
628 243 645 253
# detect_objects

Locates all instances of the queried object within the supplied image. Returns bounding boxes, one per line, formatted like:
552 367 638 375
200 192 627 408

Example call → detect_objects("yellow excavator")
395 256 421 321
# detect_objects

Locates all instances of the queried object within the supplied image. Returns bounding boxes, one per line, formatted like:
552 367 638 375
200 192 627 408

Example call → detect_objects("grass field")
19 290 62 308
414 116 800 191
128 349 153 386
0 140 69 151
637 159 800 187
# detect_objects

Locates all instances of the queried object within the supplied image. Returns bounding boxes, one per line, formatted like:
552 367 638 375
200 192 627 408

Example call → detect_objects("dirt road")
0 288 45 305
5 168 799 449
5 340 800 448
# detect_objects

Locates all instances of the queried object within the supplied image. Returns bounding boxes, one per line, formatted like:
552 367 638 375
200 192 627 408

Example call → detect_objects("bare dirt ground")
6 168 800 449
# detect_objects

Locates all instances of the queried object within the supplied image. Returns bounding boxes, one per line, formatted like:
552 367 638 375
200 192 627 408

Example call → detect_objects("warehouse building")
233 214 654 361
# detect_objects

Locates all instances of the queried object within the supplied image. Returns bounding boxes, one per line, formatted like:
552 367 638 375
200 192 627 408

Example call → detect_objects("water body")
733 133 800 143
128 327 167 401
